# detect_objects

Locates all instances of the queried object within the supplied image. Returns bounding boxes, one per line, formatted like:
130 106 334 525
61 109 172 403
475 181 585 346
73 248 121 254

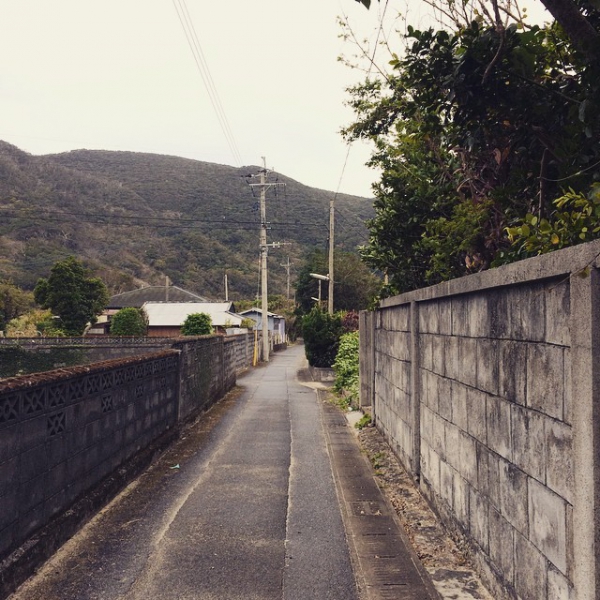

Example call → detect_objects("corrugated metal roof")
108 286 210 308
142 302 243 327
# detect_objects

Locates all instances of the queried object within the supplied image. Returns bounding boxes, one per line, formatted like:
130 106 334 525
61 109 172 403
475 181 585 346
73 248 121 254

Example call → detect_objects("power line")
0 207 321 230
172 0 243 167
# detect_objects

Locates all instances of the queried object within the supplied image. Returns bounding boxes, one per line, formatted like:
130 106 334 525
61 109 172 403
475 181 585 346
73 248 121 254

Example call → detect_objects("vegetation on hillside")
0 142 373 300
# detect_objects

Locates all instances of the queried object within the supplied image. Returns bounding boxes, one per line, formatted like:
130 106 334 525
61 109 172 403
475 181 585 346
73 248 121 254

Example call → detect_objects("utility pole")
328 196 334 314
247 157 285 362
280 257 291 300
224 271 229 302
259 161 269 362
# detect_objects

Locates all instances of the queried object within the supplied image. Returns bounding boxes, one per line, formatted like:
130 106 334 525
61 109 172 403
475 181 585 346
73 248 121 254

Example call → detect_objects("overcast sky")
0 1 389 197
0 1 549 198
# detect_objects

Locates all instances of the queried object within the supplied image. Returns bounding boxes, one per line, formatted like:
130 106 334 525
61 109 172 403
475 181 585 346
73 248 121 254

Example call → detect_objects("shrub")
6 309 61 337
355 413 372 429
333 331 360 404
181 312 213 336
110 307 148 336
302 307 343 367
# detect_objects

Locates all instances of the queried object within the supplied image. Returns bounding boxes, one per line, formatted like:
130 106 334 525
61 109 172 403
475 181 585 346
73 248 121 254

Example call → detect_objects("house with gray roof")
107 285 211 309
87 285 215 335
240 308 286 345
142 302 245 337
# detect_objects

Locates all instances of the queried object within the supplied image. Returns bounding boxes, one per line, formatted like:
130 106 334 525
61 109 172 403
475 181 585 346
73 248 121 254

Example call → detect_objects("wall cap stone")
380 238 600 308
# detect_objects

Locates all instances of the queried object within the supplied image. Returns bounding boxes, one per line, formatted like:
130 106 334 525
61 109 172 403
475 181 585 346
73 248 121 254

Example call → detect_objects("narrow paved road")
9 345 437 600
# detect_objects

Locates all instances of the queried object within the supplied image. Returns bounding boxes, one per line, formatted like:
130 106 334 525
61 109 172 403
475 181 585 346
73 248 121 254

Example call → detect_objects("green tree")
354 0 600 63
0 282 34 332
295 248 381 314
33 256 109 335
344 16 600 293
110 307 148 336
302 307 343 367
181 312 213 336
5 309 64 337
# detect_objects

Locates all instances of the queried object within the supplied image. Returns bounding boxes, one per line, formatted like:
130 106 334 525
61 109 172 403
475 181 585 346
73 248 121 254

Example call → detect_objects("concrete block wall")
174 337 224 422
0 333 255 574
373 304 418 474
0 337 182 379
225 333 253 377
361 239 600 600
359 311 375 409
0 351 179 560
173 334 252 422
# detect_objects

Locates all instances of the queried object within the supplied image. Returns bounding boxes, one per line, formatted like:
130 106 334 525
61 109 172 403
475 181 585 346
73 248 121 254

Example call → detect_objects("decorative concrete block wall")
0 332 255 585
0 351 179 559
361 239 600 600
0 337 182 379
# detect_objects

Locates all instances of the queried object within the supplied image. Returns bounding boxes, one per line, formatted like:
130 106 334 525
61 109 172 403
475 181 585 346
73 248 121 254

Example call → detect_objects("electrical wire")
172 0 243 167
328 0 389 249
0 206 321 231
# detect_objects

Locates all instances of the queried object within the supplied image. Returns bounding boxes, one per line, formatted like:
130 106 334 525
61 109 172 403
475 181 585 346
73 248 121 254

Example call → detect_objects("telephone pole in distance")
248 157 285 362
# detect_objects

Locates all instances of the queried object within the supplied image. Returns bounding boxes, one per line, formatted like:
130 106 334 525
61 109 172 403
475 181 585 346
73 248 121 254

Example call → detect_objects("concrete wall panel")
364 240 600 599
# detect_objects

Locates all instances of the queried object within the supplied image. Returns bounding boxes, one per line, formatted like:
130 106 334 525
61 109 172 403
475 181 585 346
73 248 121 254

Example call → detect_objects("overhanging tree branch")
537 0 600 60
355 0 600 61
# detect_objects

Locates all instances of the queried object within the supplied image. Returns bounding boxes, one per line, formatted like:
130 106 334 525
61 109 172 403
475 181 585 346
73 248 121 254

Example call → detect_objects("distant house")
107 285 211 310
88 285 214 336
240 308 286 345
142 302 245 337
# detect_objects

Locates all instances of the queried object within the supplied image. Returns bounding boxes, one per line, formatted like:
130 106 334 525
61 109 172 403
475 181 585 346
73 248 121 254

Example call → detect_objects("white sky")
0 1 550 198
0 1 390 197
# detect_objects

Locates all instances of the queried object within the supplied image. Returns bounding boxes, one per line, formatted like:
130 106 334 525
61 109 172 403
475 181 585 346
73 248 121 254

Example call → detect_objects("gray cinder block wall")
0 333 254 595
360 239 600 600
0 351 180 561
173 334 251 422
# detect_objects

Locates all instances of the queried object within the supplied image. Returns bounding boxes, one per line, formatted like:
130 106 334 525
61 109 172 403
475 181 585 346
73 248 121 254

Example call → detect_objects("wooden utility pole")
280 257 291 300
247 157 285 362
259 160 269 362
328 196 334 314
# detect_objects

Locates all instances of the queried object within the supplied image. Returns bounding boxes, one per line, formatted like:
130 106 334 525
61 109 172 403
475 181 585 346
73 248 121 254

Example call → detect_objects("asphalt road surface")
9 344 437 600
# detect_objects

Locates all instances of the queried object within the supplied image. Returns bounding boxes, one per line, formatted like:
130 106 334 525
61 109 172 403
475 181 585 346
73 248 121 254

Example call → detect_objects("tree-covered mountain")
0 141 373 299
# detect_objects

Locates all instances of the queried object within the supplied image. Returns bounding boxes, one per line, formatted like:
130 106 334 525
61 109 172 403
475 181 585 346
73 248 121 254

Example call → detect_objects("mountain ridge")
0 141 373 299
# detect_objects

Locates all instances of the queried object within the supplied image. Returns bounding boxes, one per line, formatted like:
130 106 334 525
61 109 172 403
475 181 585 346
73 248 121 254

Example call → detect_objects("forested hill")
0 141 373 299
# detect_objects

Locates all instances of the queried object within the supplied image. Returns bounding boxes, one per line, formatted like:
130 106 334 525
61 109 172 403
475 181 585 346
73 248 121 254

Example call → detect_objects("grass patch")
355 413 372 430
370 451 386 470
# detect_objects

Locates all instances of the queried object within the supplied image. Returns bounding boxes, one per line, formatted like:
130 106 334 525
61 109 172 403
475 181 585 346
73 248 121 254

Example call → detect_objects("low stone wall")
360 239 600 600
0 333 256 597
